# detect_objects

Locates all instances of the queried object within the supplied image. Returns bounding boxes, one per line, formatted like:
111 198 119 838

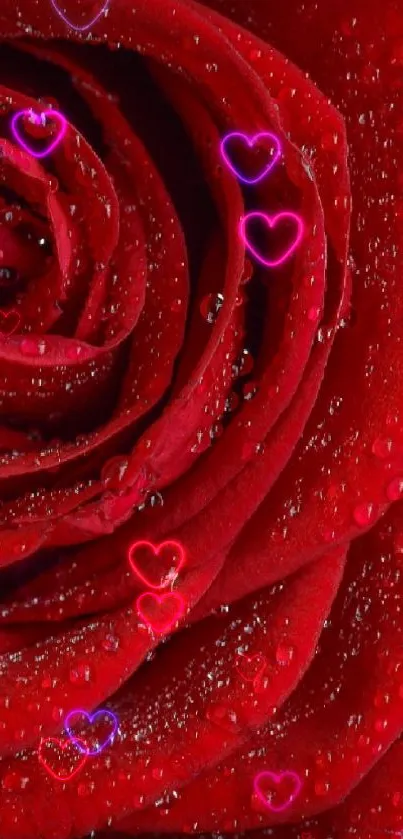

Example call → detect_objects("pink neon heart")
136 591 185 634
128 539 186 590
11 110 66 159
253 770 302 813
239 211 304 268
220 132 281 184
50 0 110 31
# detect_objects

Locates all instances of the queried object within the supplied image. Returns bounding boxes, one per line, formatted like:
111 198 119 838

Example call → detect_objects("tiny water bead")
352 502 377 527
19 337 49 356
275 642 295 667
199 292 224 324
386 477 403 501
371 436 395 459
69 662 93 684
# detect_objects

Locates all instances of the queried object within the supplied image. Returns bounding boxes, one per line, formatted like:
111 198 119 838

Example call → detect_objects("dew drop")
170 297 184 313
224 392 239 413
353 502 377 526
371 437 395 459
205 703 239 732
209 422 224 441
66 343 84 360
69 663 93 684
243 381 259 401
101 457 129 488
275 642 295 667
308 306 321 321
314 780 330 796
199 292 224 324
101 633 120 652
386 477 403 501
20 337 48 356
240 258 254 284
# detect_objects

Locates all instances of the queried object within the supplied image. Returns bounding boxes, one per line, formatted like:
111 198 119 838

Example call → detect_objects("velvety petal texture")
0 0 400 837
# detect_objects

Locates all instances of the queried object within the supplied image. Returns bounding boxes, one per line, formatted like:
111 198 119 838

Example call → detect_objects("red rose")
0 0 401 837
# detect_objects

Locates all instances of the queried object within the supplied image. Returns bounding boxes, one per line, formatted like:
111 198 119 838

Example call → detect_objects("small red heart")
128 540 186 590
38 736 88 782
136 591 185 634
235 652 267 683
0 309 20 336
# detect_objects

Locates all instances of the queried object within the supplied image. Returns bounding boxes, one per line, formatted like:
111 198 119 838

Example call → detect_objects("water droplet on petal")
224 392 239 415
243 381 259 401
314 781 330 797
200 292 224 324
353 502 377 526
20 337 49 356
101 457 129 488
101 633 120 652
275 642 295 667
205 704 239 732
240 258 254 284
66 342 84 360
386 477 403 501
371 437 395 459
69 663 93 684
308 306 321 321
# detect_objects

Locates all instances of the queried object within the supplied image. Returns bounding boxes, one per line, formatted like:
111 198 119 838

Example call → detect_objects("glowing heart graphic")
11 109 66 159
239 211 304 268
0 309 20 336
128 539 186 590
50 0 110 31
220 132 281 184
253 770 302 813
38 736 88 781
64 708 118 756
136 591 185 634
235 652 267 684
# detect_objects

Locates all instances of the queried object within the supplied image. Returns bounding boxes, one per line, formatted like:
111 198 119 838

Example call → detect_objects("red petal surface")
0 0 400 837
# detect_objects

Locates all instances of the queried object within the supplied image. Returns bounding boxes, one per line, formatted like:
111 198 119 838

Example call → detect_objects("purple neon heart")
220 132 281 185
253 769 302 813
50 0 110 32
11 110 66 159
64 708 118 756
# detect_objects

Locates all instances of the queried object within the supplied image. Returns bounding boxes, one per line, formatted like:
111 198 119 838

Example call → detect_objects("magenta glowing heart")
50 0 110 31
11 109 66 159
239 211 304 268
253 769 302 813
136 591 185 634
220 131 282 184
128 539 186 590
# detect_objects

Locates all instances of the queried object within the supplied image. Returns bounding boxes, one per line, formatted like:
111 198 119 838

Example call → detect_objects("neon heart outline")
235 652 267 683
11 109 67 159
220 131 281 184
50 0 110 32
239 211 304 268
64 708 118 756
0 309 20 336
38 736 89 782
136 591 185 634
253 769 302 813
128 539 186 590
